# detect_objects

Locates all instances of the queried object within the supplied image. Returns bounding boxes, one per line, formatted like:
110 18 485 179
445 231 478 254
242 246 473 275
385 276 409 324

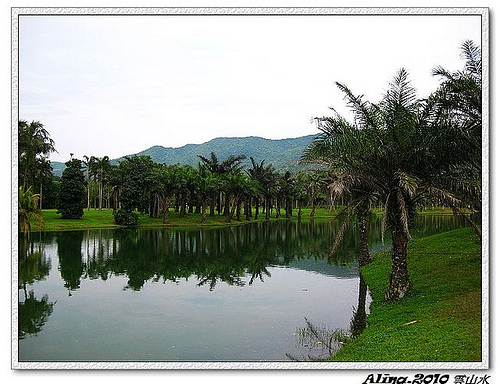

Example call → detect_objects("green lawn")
30 207 336 232
331 227 483 362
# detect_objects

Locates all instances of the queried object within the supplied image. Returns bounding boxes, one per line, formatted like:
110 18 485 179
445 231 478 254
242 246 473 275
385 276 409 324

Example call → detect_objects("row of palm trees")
302 40 482 301
96 152 328 225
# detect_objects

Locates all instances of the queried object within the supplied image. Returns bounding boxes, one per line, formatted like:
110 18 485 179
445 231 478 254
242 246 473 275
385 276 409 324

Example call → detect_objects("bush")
113 208 138 226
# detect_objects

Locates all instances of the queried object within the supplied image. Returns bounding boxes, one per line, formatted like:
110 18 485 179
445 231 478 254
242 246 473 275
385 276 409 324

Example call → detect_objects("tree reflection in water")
18 233 55 339
50 220 361 293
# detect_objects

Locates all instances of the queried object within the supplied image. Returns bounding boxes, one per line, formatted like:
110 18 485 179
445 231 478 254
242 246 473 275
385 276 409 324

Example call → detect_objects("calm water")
17 215 469 362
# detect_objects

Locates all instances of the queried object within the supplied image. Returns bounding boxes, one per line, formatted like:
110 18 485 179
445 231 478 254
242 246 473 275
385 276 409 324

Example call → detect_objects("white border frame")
11 6 490 370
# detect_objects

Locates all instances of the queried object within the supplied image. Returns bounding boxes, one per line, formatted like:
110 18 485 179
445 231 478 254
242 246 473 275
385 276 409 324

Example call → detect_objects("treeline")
56 153 331 225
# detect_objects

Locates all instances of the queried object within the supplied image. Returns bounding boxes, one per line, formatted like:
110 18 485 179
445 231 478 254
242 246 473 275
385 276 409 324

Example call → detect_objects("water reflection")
18 235 55 338
18 215 468 349
350 274 368 338
288 272 369 361
40 220 365 293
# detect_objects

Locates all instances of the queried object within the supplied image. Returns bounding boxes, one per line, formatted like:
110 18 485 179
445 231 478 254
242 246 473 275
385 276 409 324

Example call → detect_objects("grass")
30 207 337 232
331 227 482 362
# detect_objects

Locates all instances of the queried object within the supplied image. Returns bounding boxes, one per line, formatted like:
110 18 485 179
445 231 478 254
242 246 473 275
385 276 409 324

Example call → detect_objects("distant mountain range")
51 134 318 177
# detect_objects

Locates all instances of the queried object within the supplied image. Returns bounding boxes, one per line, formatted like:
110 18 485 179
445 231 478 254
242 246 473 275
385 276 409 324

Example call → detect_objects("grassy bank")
29 207 336 232
331 227 482 362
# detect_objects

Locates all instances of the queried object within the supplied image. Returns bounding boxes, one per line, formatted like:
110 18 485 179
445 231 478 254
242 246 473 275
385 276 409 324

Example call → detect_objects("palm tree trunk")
99 179 103 210
162 197 171 224
351 275 368 337
210 192 216 217
275 198 281 219
201 201 207 224
87 179 91 211
265 198 271 220
385 228 411 301
310 202 316 219
226 196 237 223
358 212 371 267
236 198 242 221
245 198 251 221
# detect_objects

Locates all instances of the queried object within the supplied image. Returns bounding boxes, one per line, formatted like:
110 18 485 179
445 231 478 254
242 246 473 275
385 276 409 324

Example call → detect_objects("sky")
17 10 482 163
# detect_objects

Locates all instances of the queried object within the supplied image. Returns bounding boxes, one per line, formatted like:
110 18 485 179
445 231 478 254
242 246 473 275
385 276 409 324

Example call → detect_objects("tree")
194 165 219 223
18 120 56 208
83 155 97 210
149 164 180 224
56 158 86 219
247 157 278 220
113 155 154 225
198 152 246 216
18 186 43 234
95 156 111 210
426 40 482 226
305 68 474 301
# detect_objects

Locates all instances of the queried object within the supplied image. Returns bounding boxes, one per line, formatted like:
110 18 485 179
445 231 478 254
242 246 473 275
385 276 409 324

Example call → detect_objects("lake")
17 215 469 362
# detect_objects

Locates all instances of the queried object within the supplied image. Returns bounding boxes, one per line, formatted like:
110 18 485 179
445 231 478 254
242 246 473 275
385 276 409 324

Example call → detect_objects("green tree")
305 68 474 301
18 186 43 234
149 164 180 224
83 155 97 210
56 158 86 219
95 156 111 210
113 155 154 225
18 120 56 190
426 40 482 225
198 152 246 216
247 157 278 220
195 165 219 223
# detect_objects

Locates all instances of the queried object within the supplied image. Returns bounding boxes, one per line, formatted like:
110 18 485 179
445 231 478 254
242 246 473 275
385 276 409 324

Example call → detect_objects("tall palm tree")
247 157 277 220
195 165 219 223
95 156 111 210
83 155 97 210
426 40 482 222
305 68 473 301
149 164 180 224
198 152 246 216
18 120 56 192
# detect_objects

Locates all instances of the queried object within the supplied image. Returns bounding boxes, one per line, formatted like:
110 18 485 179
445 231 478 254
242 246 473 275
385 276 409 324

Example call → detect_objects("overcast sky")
18 11 482 163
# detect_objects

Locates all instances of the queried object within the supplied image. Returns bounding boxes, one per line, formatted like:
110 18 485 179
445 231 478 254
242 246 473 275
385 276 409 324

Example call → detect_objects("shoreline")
330 226 482 362
26 207 459 233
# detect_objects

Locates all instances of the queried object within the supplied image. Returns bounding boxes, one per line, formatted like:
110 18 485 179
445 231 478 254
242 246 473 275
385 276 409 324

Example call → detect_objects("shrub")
113 208 138 226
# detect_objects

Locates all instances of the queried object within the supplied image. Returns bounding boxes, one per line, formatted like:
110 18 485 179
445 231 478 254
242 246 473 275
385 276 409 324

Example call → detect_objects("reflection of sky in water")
19 242 364 362
18 215 467 362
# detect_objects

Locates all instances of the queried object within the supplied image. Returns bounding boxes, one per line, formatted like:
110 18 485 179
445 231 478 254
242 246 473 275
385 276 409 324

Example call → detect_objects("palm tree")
426 40 482 225
247 157 278 220
198 152 246 216
223 171 251 223
95 156 111 210
195 166 219 223
18 120 56 199
150 164 180 224
33 157 53 210
18 186 43 234
305 68 473 301
83 155 97 210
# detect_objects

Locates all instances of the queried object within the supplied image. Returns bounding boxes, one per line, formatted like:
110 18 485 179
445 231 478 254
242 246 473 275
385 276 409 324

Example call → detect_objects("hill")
51 134 317 176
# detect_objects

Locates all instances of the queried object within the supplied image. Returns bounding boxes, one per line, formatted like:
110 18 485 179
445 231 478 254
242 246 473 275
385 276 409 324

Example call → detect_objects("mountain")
51 134 318 176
